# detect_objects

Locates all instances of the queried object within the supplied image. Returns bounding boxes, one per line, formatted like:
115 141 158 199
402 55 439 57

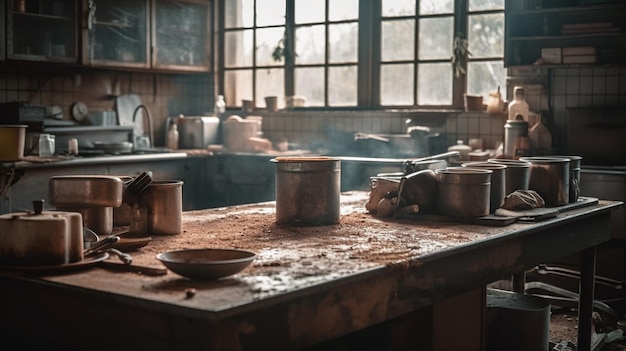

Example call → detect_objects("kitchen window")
220 0 505 110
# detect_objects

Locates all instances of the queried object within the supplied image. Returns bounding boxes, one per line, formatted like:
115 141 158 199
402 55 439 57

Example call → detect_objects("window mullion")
453 0 469 109
358 0 379 109
285 0 295 97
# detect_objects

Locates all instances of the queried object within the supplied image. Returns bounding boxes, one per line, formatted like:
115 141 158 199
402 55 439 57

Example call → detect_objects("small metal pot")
129 180 183 236
462 162 507 213
520 156 570 207
488 158 531 196
436 167 492 218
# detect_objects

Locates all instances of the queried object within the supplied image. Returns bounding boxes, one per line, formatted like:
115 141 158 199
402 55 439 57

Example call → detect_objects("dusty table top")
1 192 619 317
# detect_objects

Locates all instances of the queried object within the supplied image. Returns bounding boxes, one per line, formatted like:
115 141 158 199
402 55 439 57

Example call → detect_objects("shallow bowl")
156 248 256 279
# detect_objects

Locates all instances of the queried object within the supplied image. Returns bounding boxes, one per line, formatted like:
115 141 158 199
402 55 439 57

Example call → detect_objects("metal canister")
504 120 529 159
271 157 341 226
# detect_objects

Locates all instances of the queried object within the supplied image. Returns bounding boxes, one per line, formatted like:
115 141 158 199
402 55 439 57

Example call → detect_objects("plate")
156 248 255 280
0 252 109 275
112 236 152 252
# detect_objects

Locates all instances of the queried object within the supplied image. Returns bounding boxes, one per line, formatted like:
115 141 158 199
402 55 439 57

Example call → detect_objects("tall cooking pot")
271 157 341 226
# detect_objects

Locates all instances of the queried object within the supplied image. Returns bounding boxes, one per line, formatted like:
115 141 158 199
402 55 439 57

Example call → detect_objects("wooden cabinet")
504 0 626 67
82 0 211 72
2 0 211 72
6 0 79 63
152 0 211 72
82 0 150 69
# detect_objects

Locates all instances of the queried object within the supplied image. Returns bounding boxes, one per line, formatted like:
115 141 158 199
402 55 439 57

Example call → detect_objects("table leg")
577 246 597 351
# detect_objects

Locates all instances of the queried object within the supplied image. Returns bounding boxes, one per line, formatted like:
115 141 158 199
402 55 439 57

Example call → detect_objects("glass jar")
38 134 55 157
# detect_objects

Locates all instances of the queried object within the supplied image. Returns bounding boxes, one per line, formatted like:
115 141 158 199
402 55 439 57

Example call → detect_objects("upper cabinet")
82 0 211 72
152 0 211 71
2 0 211 72
6 0 79 63
83 0 150 69
504 0 626 67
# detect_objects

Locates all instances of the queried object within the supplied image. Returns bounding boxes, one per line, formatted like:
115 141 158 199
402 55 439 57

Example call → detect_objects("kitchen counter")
0 192 622 350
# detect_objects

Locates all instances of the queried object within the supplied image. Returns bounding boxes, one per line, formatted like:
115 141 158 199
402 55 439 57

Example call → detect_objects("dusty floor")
550 307 626 350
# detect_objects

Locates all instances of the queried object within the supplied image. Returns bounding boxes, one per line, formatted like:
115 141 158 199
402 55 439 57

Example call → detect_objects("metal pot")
462 162 507 213
519 157 570 207
271 157 341 226
436 167 492 218
488 159 531 196
129 180 183 236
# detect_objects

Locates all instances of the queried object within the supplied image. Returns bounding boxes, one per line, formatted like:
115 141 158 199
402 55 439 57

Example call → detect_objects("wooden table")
0 192 621 351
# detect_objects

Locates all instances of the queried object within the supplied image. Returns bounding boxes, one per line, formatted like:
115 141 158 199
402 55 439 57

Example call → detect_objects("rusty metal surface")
0 191 621 350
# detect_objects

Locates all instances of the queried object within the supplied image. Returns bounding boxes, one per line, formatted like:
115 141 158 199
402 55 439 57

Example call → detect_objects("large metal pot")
436 167 492 217
271 157 341 226
488 158 531 196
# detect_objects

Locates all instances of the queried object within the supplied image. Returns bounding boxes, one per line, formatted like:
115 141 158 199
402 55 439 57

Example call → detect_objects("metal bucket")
130 180 183 235
271 157 341 226
488 158 531 196
462 162 507 213
551 155 582 203
520 157 570 207
436 167 492 218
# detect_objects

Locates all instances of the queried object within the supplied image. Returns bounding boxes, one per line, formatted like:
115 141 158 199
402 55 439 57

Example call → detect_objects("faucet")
132 105 154 149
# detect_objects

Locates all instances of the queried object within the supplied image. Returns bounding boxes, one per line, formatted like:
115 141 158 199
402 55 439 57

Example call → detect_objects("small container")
167 123 179 150
68 138 78 155
0 125 27 161
38 133 55 157
507 86 529 122
214 95 226 116
504 119 529 159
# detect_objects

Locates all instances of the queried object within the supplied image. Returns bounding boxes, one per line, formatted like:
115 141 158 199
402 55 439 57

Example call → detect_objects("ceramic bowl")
156 248 256 280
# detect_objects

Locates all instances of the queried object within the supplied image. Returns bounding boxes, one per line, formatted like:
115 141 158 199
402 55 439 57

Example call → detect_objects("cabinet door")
83 0 150 69
7 0 78 62
152 0 211 72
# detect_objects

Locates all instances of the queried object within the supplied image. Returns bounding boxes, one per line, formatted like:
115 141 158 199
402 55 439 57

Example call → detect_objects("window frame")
216 0 504 110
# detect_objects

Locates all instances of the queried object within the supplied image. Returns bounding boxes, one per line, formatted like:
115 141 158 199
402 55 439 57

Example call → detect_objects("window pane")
295 67 325 106
468 13 504 58
381 64 414 106
329 0 358 21
225 0 254 28
256 27 286 66
418 17 453 60
225 69 253 107
295 0 325 24
382 0 415 16
225 30 253 68
329 23 358 63
256 68 285 107
419 0 453 15
469 0 504 12
295 25 326 64
256 0 286 26
329 66 358 106
467 61 506 100
382 19 414 61
418 63 452 105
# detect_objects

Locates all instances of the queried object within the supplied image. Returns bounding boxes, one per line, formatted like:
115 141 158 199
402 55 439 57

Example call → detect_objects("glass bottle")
507 86 529 122
214 95 226 116
167 123 179 150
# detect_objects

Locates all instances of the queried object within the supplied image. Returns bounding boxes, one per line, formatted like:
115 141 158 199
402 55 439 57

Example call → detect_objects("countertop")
0 191 621 350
